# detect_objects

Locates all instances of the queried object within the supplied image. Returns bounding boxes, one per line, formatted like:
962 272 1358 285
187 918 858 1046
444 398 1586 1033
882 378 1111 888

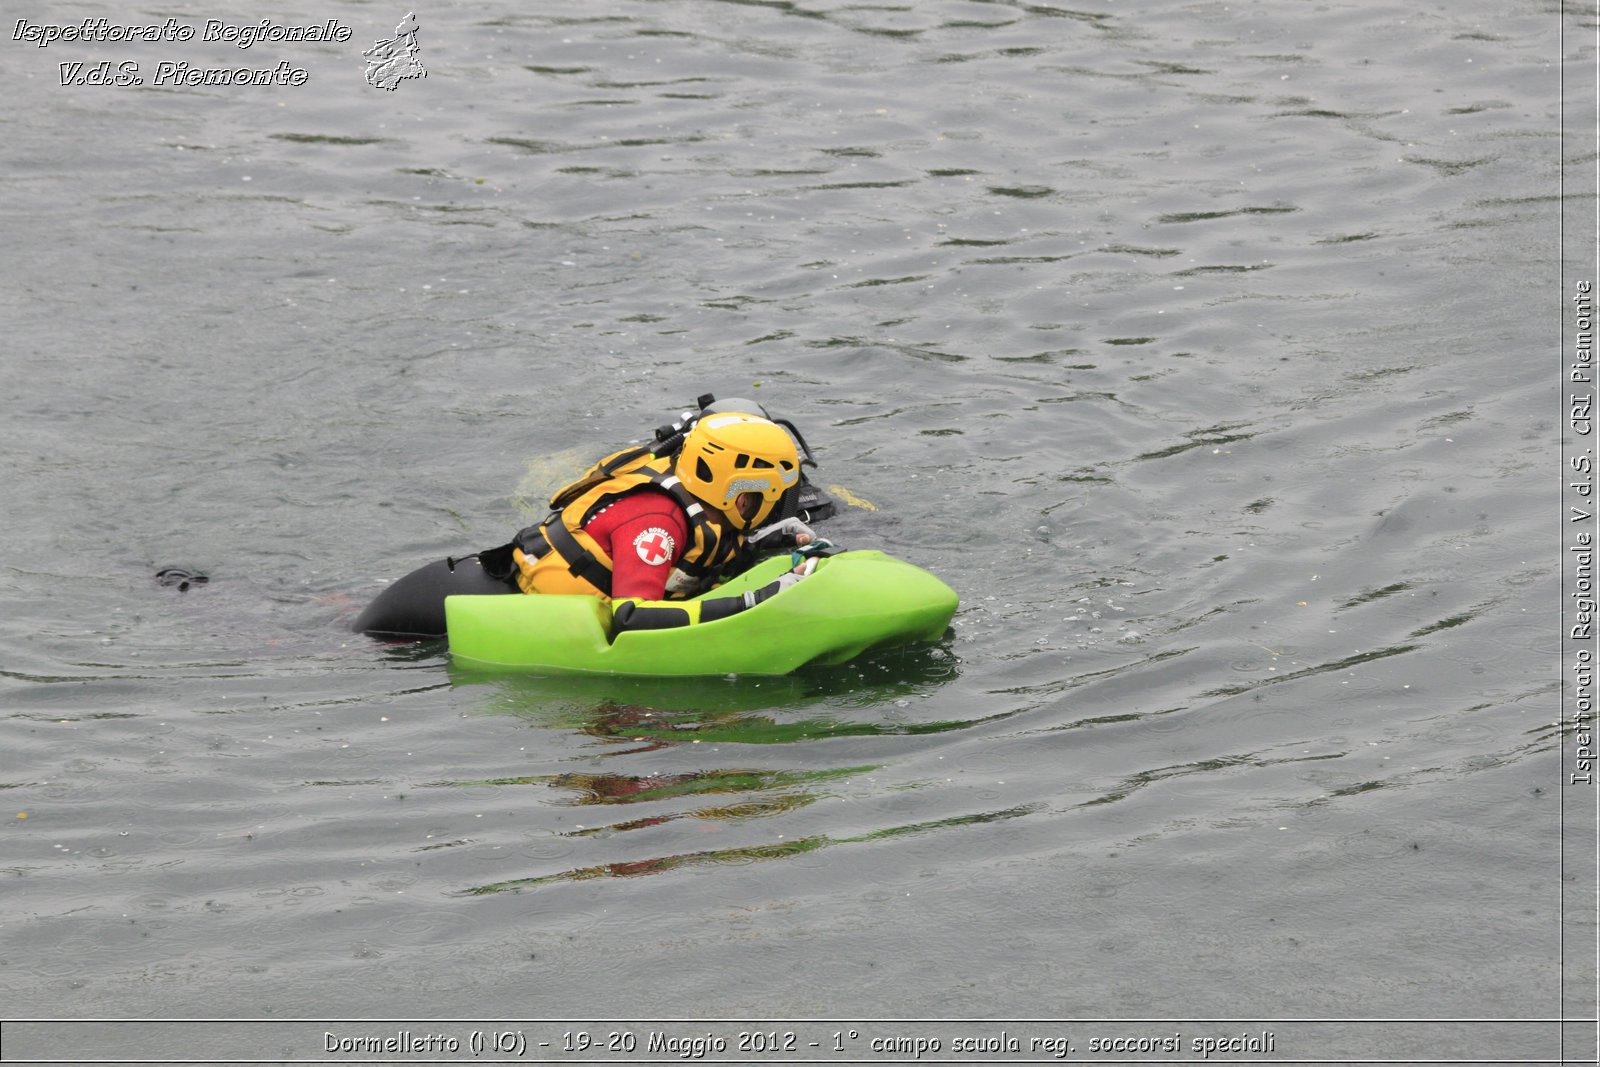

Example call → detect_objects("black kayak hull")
352 557 519 638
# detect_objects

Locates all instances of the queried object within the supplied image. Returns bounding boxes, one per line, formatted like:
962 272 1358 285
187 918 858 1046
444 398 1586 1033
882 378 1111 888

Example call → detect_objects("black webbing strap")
534 520 614 597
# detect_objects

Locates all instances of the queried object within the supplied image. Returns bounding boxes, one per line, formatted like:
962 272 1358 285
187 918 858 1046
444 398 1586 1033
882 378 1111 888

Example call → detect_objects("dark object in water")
352 556 519 638
788 476 836 524
155 567 209 592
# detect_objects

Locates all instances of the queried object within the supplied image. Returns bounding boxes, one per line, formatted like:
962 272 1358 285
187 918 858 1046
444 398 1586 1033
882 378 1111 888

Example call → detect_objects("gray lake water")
2 0 1595 1063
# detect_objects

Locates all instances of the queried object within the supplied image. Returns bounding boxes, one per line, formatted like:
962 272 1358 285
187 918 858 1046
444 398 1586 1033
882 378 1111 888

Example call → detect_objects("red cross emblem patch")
632 526 676 567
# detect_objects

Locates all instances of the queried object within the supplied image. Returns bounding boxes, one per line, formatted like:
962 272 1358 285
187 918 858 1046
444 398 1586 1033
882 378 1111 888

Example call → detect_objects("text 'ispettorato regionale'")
13 18 352 49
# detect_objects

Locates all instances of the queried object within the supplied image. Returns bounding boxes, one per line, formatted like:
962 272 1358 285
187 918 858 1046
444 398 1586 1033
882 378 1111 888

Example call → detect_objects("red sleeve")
581 489 690 600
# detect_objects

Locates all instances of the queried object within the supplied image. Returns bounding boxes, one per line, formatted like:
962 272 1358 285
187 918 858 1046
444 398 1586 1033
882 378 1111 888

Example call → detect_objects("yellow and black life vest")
511 445 742 598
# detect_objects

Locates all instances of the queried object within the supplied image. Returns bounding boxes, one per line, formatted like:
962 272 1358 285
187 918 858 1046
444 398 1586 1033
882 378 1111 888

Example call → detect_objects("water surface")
0 0 1586 1055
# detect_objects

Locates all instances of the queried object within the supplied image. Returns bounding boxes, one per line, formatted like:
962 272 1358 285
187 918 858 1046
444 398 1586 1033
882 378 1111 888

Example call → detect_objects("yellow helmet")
675 412 800 530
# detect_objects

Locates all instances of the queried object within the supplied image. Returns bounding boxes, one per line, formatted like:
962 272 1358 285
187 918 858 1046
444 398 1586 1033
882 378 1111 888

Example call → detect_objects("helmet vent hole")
753 458 773 469
734 454 749 469
696 458 713 482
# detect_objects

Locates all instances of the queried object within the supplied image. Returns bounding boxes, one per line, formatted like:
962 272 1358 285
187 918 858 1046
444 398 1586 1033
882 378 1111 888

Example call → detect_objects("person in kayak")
507 410 820 633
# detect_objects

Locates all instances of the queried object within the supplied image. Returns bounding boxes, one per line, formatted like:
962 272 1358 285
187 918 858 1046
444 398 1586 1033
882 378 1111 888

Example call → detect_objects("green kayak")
445 550 957 676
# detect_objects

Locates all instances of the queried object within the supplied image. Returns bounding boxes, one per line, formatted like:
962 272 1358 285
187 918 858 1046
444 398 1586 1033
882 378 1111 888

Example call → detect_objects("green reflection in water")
434 764 878 803
432 764 881 839
448 639 976 751
568 792 819 838
452 637 961 719
460 803 1039 895
438 637 987 893
580 705 1014 748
